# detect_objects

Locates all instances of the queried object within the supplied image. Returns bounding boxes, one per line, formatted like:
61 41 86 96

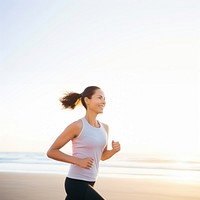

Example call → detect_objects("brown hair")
60 86 100 109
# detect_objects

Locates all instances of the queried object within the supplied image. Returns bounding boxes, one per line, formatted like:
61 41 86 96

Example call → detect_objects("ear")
84 97 90 105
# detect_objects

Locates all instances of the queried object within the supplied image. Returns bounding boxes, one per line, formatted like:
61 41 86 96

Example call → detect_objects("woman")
47 86 120 200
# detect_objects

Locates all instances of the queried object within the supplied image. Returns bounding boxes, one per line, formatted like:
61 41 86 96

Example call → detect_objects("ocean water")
0 152 200 181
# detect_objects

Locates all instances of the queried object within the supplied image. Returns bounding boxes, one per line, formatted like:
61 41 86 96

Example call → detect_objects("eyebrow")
97 95 105 98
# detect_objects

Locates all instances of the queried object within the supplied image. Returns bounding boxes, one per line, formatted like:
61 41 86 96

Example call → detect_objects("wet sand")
0 172 200 200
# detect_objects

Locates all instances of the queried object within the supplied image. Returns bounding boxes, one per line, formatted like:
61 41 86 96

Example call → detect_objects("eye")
98 96 105 100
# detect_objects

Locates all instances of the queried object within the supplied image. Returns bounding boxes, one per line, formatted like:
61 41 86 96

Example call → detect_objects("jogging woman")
47 86 120 200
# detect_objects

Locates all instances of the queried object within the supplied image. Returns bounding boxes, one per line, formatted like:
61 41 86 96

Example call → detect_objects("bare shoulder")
101 122 109 133
69 119 82 128
64 119 83 137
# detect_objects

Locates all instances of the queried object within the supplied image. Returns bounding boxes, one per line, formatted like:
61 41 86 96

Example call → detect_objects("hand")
112 140 121 153
76 157 94 169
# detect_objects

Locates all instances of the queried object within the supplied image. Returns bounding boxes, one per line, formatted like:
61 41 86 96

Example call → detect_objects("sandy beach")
1 172 200 200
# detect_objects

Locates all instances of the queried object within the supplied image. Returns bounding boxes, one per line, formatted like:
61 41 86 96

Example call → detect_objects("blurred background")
0 0 199 162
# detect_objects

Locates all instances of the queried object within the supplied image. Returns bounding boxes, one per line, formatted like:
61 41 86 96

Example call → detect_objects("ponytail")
60 92 82 109
60 86 100 110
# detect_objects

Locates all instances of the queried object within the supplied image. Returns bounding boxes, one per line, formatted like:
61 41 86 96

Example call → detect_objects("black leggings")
65 177 104 200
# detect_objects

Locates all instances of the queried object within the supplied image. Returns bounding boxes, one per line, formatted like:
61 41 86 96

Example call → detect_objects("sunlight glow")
0 1 199 161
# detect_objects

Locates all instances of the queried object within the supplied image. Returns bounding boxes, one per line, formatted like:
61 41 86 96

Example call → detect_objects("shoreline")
1 172 200 200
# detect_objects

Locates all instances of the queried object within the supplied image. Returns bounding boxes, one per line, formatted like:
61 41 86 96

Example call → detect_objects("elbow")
46 149 53 159
46 150 51 158
101 156 106 161
101 151 107 161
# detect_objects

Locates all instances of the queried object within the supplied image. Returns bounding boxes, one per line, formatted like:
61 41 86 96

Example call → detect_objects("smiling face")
85 89 106 114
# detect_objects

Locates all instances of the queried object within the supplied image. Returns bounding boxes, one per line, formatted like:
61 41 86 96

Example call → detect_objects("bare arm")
101 124 121 161
47 120 94 169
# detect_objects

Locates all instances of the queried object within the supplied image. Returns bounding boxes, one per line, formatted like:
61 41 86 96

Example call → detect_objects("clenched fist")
112 140 120 153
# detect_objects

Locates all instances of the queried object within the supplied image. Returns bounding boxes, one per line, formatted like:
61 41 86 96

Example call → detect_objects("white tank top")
67 117 107 181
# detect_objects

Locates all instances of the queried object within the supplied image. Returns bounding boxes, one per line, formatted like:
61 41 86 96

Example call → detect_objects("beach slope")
0 172 200 200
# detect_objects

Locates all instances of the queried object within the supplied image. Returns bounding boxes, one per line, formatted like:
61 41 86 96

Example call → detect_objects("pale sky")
0 0 199 160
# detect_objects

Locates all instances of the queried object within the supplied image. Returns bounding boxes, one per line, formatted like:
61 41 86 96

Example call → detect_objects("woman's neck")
84 113 100 128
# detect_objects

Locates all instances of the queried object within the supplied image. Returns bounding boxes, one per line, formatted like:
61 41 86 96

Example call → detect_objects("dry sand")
0 172 200 200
